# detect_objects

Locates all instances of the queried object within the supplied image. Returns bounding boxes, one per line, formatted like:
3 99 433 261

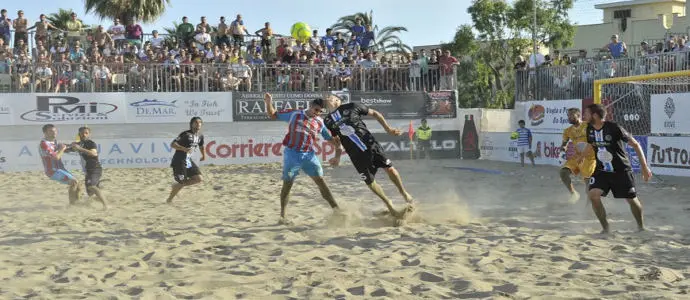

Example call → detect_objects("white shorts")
518 145 531 154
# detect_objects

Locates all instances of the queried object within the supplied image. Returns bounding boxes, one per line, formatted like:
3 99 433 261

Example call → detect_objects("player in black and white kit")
584 104 652 233
166 117 206 203
323 95 414 220
68 127 107 210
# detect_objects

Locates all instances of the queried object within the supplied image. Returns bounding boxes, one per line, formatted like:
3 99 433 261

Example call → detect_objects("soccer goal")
593 70 690 136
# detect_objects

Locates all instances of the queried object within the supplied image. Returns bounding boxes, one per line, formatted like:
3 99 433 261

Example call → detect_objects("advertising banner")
10 94 127 125
480 132 578 166
368 130 461 160
349 91 456 120
203 135 345 165
232 91 350 121
650 93 690 135
625 136 647 173
126 93 233 123
0 97 13 126
523 99 582 133
647 136 690 177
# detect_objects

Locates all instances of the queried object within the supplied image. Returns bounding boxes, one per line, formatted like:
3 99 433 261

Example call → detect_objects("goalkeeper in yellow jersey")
559 108 597 203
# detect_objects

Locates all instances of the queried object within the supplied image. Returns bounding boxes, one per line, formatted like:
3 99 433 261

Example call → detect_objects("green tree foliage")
47 9 85 31
331 11 412 54
84 0 172 24
446 0 574 108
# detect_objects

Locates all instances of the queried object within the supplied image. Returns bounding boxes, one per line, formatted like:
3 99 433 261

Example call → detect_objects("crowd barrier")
0 62 456 93
515 51 690 101
0 94 688 179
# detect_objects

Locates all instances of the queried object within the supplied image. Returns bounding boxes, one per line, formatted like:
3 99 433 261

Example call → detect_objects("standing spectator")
309 30 320 50
0 9 12 45
321 28 335 52
602 34 627 59
65 12 84 47
409 52 422 91
28 14 59 45
438 50 457 90
108 19 127 49
360 25 375 52
255 22 273 58
333 32 345 52
216 16 230 46
12 10 28 46
126 18 143 43
230 14 249 47
196 16 211 34
93 25 112 53
177 17 195 48
351 18 365 40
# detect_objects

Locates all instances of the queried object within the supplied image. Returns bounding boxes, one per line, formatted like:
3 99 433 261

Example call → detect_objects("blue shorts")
282 147 323 181
49 169 76 185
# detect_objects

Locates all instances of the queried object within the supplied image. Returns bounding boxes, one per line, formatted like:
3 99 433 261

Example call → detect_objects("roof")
594 0 685 9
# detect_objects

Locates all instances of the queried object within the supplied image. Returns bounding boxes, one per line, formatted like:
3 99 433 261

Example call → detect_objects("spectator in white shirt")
34 61 53 92
93 61 111 90
108 18 126 49
231 57 252 91
194 27 212 51
149 30 164 49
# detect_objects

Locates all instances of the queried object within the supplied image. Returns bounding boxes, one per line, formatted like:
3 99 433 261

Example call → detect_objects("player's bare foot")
403 193 414 204
568 190 580 204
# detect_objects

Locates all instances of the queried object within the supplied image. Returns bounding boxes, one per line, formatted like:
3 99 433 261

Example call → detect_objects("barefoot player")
559 108 596 203
39 124 82 205
584 104 652 233
69 127 107 209
323 95 414 219
166 117 206 203
264 93 341 224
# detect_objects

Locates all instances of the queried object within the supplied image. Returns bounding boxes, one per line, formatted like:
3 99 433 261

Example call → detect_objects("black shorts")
349 142 393 185
588 170 637 199
172 161 201 184
85 168 103 195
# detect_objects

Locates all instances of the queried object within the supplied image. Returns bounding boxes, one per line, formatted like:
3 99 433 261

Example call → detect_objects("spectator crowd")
515 33 690 101
0 9 459 93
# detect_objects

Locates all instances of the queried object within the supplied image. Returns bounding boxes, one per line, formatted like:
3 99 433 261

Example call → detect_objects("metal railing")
0 61 457 93
515 50 690 101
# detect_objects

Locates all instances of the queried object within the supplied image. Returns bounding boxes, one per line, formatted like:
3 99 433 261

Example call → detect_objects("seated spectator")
0 51 9 74
149 30 164 49
69 44 86 63
282 48 297 64
250 52 265 65
602 34 627 59
321 28 335 52
14 53 31 90
333 32 346 52
34 60 53 92
347 35 359 55
276 67 290 90
196 16 211 34
231 57 252 91
71 64 90 91
92 60 112 90
194 27 212 51
336 62 351 89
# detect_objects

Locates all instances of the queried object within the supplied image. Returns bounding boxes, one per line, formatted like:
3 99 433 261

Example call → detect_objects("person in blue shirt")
515 120 535 167
321 28 335 52
351 18 365 39
263 93 342 225
360 25 375 51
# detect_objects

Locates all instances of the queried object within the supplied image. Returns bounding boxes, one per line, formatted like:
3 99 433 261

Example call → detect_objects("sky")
2 0 612 47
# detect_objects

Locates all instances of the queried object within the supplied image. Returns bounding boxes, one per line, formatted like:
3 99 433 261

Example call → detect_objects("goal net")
593 70 690 136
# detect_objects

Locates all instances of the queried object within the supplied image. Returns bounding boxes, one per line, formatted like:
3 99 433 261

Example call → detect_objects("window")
614 9 631 19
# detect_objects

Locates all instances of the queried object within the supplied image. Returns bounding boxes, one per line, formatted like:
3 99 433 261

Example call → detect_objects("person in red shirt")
438 50 459 90
39 124 83 205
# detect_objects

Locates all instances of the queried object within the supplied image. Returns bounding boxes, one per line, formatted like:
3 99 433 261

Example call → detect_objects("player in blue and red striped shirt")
39 124 82 205
264 93 341 225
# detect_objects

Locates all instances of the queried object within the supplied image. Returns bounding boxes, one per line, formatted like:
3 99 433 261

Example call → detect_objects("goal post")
592 69 690 136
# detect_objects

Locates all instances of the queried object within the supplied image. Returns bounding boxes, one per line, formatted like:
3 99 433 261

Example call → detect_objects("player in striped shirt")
515 120 535 167
39 124 82 205
263 93 341 225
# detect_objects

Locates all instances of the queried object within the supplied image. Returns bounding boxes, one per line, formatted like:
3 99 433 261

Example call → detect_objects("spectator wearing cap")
29 14 59 45
13 10 28 46
360 25 375 52
177 17 195 48
217 17 230 46
602 34 627 59
0 10 11 45
321 28 335 52
229 14 249 47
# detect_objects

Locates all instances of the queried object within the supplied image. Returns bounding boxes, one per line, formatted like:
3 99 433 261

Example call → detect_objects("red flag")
408 121 414 141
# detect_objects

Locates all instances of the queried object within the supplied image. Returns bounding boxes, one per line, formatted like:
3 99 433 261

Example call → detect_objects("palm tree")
47 8 84 31
330 10 412 54
84 0 171 24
